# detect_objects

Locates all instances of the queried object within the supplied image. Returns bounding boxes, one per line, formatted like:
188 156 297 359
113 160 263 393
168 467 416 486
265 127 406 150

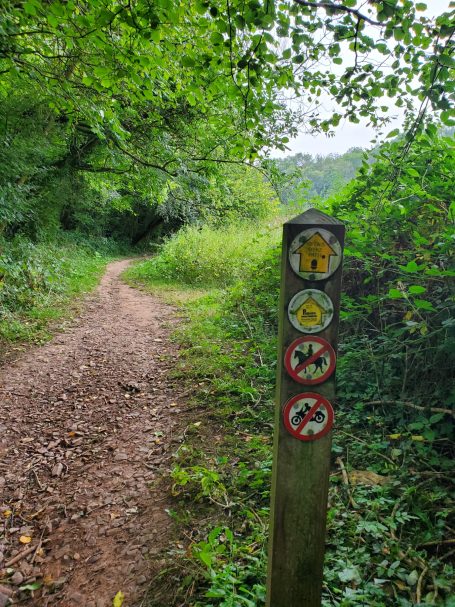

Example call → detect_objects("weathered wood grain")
267 208 345 607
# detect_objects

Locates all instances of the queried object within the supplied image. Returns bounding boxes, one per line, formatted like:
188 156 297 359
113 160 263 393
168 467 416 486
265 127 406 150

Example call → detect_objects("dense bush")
127 221 282 288
132 131 454 607
0 233 121 343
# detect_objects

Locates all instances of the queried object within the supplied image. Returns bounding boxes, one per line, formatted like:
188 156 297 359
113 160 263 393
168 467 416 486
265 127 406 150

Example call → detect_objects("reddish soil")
0 260 187 607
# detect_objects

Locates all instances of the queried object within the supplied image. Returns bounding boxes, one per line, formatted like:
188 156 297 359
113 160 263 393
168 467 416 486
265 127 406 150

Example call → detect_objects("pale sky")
272 0 451 157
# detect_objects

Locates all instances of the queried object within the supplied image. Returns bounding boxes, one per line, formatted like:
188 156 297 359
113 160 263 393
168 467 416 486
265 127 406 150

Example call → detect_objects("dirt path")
0 260 187 607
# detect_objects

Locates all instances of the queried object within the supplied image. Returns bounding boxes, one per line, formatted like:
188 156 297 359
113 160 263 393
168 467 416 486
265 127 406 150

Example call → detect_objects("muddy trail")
0 260 188 607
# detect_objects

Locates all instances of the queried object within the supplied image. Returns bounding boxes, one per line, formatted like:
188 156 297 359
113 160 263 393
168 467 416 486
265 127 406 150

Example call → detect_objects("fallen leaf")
19 582 42 591
19 535 32 544
113 591 125 607
52 463 64 477
3 510 12 517
349 471 390 486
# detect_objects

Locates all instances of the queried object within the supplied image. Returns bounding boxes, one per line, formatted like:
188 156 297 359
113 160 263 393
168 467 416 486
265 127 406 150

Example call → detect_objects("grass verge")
0 234 123 357
125 221 454 607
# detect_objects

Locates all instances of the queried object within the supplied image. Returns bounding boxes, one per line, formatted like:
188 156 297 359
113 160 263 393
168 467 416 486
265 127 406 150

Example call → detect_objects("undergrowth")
128 133 454 607
126 220 282 288
131 257 453 606
0 232 124 347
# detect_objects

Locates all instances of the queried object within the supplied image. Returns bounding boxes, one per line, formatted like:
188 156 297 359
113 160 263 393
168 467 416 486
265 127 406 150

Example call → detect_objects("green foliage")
1 1 453 263
330 130 454 403
1 0 453 159
132 131 454 607
202 165 280 225
172 464 227 504
126 220 282 288
0 233 118 344
1 1 453 249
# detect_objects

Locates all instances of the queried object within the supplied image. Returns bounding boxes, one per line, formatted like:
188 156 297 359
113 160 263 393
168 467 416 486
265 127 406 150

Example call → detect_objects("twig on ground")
416 565 429 604
5 539 50 567
336 457 359 509
364 400 454 418
239 305 264 366
418 538 455 548
439 548 455 562
338 431 395 464
0 389 28 397
31 525 48 564
31 468 44 490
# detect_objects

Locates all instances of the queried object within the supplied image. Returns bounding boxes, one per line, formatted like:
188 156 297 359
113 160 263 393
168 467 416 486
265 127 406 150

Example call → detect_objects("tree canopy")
2 0 454 166
0 1 453 242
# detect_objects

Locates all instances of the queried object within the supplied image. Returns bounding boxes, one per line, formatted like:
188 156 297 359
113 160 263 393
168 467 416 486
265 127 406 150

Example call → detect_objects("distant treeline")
273 148 365 204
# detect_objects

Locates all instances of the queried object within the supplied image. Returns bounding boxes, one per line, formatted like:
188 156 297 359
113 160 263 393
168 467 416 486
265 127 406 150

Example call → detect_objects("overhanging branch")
112 141 178 176
74 164 131 174
293 0 382 26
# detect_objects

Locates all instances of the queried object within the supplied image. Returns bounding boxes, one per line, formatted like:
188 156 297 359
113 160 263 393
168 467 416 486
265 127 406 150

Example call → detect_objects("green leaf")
388 288 403 299
438 54 455 68
19 582 42 591
24 2 37 15
149 29 161 43
47 13 59 27
339 566 361 583
406 168 419 177
414 299 436 311
408 285 426 295
387 128 400 138
181 56 195 68
441 111 455 126
210 32 224 45
400 261 419 273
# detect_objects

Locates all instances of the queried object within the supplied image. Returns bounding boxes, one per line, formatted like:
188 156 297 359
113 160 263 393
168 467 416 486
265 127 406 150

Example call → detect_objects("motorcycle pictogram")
291 402 326 426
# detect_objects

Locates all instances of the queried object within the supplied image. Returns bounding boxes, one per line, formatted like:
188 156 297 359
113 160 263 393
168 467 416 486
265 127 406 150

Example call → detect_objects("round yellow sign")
289 228 342 281
287 289 334 334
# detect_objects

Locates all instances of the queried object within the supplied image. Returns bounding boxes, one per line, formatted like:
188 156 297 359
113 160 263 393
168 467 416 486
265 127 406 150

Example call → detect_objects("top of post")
285 208 344 226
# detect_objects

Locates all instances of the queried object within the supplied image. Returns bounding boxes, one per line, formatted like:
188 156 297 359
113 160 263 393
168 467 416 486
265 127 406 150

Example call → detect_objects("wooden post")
266 208 345 607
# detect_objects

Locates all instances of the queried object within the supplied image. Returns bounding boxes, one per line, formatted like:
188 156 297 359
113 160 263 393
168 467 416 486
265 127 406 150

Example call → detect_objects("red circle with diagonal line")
284 336 336 385
283 392 334 441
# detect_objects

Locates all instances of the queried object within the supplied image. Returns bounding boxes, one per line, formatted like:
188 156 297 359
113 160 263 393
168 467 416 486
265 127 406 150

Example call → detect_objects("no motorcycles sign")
282 392 334 442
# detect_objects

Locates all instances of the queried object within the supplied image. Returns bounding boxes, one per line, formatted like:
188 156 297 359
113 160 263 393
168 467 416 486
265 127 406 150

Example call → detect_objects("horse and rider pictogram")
284 336 336 385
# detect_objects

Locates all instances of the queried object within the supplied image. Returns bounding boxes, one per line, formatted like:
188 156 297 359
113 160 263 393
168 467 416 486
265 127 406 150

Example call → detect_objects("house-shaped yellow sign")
296 296 327 328
294 232 337 273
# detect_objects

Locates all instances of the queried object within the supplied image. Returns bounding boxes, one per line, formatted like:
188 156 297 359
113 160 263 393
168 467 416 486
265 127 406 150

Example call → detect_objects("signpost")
267 208 345 607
